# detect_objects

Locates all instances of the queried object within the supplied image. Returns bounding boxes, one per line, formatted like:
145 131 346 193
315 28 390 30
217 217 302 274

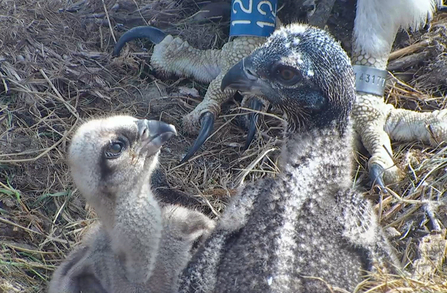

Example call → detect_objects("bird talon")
244 97 264 150
112 26 167 57
369 163 388 194
180 112 215 164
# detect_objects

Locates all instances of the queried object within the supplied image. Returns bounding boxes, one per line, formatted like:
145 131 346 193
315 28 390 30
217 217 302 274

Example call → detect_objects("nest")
0 0 446 292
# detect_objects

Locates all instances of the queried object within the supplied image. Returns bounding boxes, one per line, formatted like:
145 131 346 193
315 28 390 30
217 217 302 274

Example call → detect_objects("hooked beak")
221 57 270 151
221 57 272 97
221 57 259 92
136 120 177 154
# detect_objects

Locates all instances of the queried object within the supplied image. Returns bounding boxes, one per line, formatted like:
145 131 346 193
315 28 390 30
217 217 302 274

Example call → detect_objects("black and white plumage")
177 24 399 292
48 116 215 293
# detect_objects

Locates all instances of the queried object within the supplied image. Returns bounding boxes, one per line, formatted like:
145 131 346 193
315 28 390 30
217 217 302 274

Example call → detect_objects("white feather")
354 0 440 56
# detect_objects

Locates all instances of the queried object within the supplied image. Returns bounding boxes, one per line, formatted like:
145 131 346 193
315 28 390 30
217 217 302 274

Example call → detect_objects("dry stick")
102 0 116 43
385 205 421 229
132 0 149 26
373 188 393 209
389 39 431 61
2 242 55 255
388 72 426 94
0 122 77 163
0 147 58 158
0 216 43 236
1 259 57 270
39 69 79 119
401 237 413 268
380 186 433 224
52 193 71 225
377 190 384 221
387 51 432 71
415 161 446 191
239 106 287 123
360 279 410 293
190 181 220 217
0 69 79 162
235 147 277 187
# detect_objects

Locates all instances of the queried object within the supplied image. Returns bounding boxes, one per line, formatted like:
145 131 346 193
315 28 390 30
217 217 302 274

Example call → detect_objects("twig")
0 216 42 236
0 122 77 163
39 69 79 119
387 51 431 71
389 39 431 61
102 0 116 43
235 147 277 186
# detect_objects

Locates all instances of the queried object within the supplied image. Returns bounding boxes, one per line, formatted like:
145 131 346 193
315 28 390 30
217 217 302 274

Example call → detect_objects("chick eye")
105 141 124 159
279 68 296 80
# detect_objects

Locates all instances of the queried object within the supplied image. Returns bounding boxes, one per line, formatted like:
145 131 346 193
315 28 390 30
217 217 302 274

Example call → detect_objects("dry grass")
0 0 446 292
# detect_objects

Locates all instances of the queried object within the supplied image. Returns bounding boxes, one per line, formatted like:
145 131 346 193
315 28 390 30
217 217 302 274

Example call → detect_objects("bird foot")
368 157 402 192
151 34 221 82
426 109 447 146
182 110 202 135
182 102 221 135
151 35 188 75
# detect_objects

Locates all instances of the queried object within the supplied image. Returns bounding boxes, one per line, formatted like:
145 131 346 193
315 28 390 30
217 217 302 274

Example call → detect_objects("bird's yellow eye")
279 68 296 81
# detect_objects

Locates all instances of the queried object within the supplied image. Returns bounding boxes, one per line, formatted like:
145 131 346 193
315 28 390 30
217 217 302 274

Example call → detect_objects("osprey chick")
178 24 399 293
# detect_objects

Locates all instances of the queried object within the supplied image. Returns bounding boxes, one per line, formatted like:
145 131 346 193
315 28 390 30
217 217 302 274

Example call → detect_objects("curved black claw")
180 112 215 164
369 163 388 194
244 98 263 150
112 26 167 57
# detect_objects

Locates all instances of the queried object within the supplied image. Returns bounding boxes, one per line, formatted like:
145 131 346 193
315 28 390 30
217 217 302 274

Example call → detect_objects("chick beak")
221 57 259 92
137 120 177 154
221 57 268 151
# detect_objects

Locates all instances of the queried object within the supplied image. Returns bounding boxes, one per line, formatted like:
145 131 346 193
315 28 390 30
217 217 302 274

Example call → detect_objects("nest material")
0 0 446 292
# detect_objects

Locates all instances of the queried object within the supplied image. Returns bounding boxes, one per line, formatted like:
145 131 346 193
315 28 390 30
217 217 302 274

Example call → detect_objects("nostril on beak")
245 68 257 79
137 120 150 140
242 58 258 81
141 127 149 140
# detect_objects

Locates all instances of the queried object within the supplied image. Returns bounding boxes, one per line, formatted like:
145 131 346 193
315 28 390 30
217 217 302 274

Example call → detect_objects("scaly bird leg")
113 28 265 162
351 0 443 188
351 96 398 187
385 108 447 147
150 34 223 83
152 35 264 162
152 36 264 133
